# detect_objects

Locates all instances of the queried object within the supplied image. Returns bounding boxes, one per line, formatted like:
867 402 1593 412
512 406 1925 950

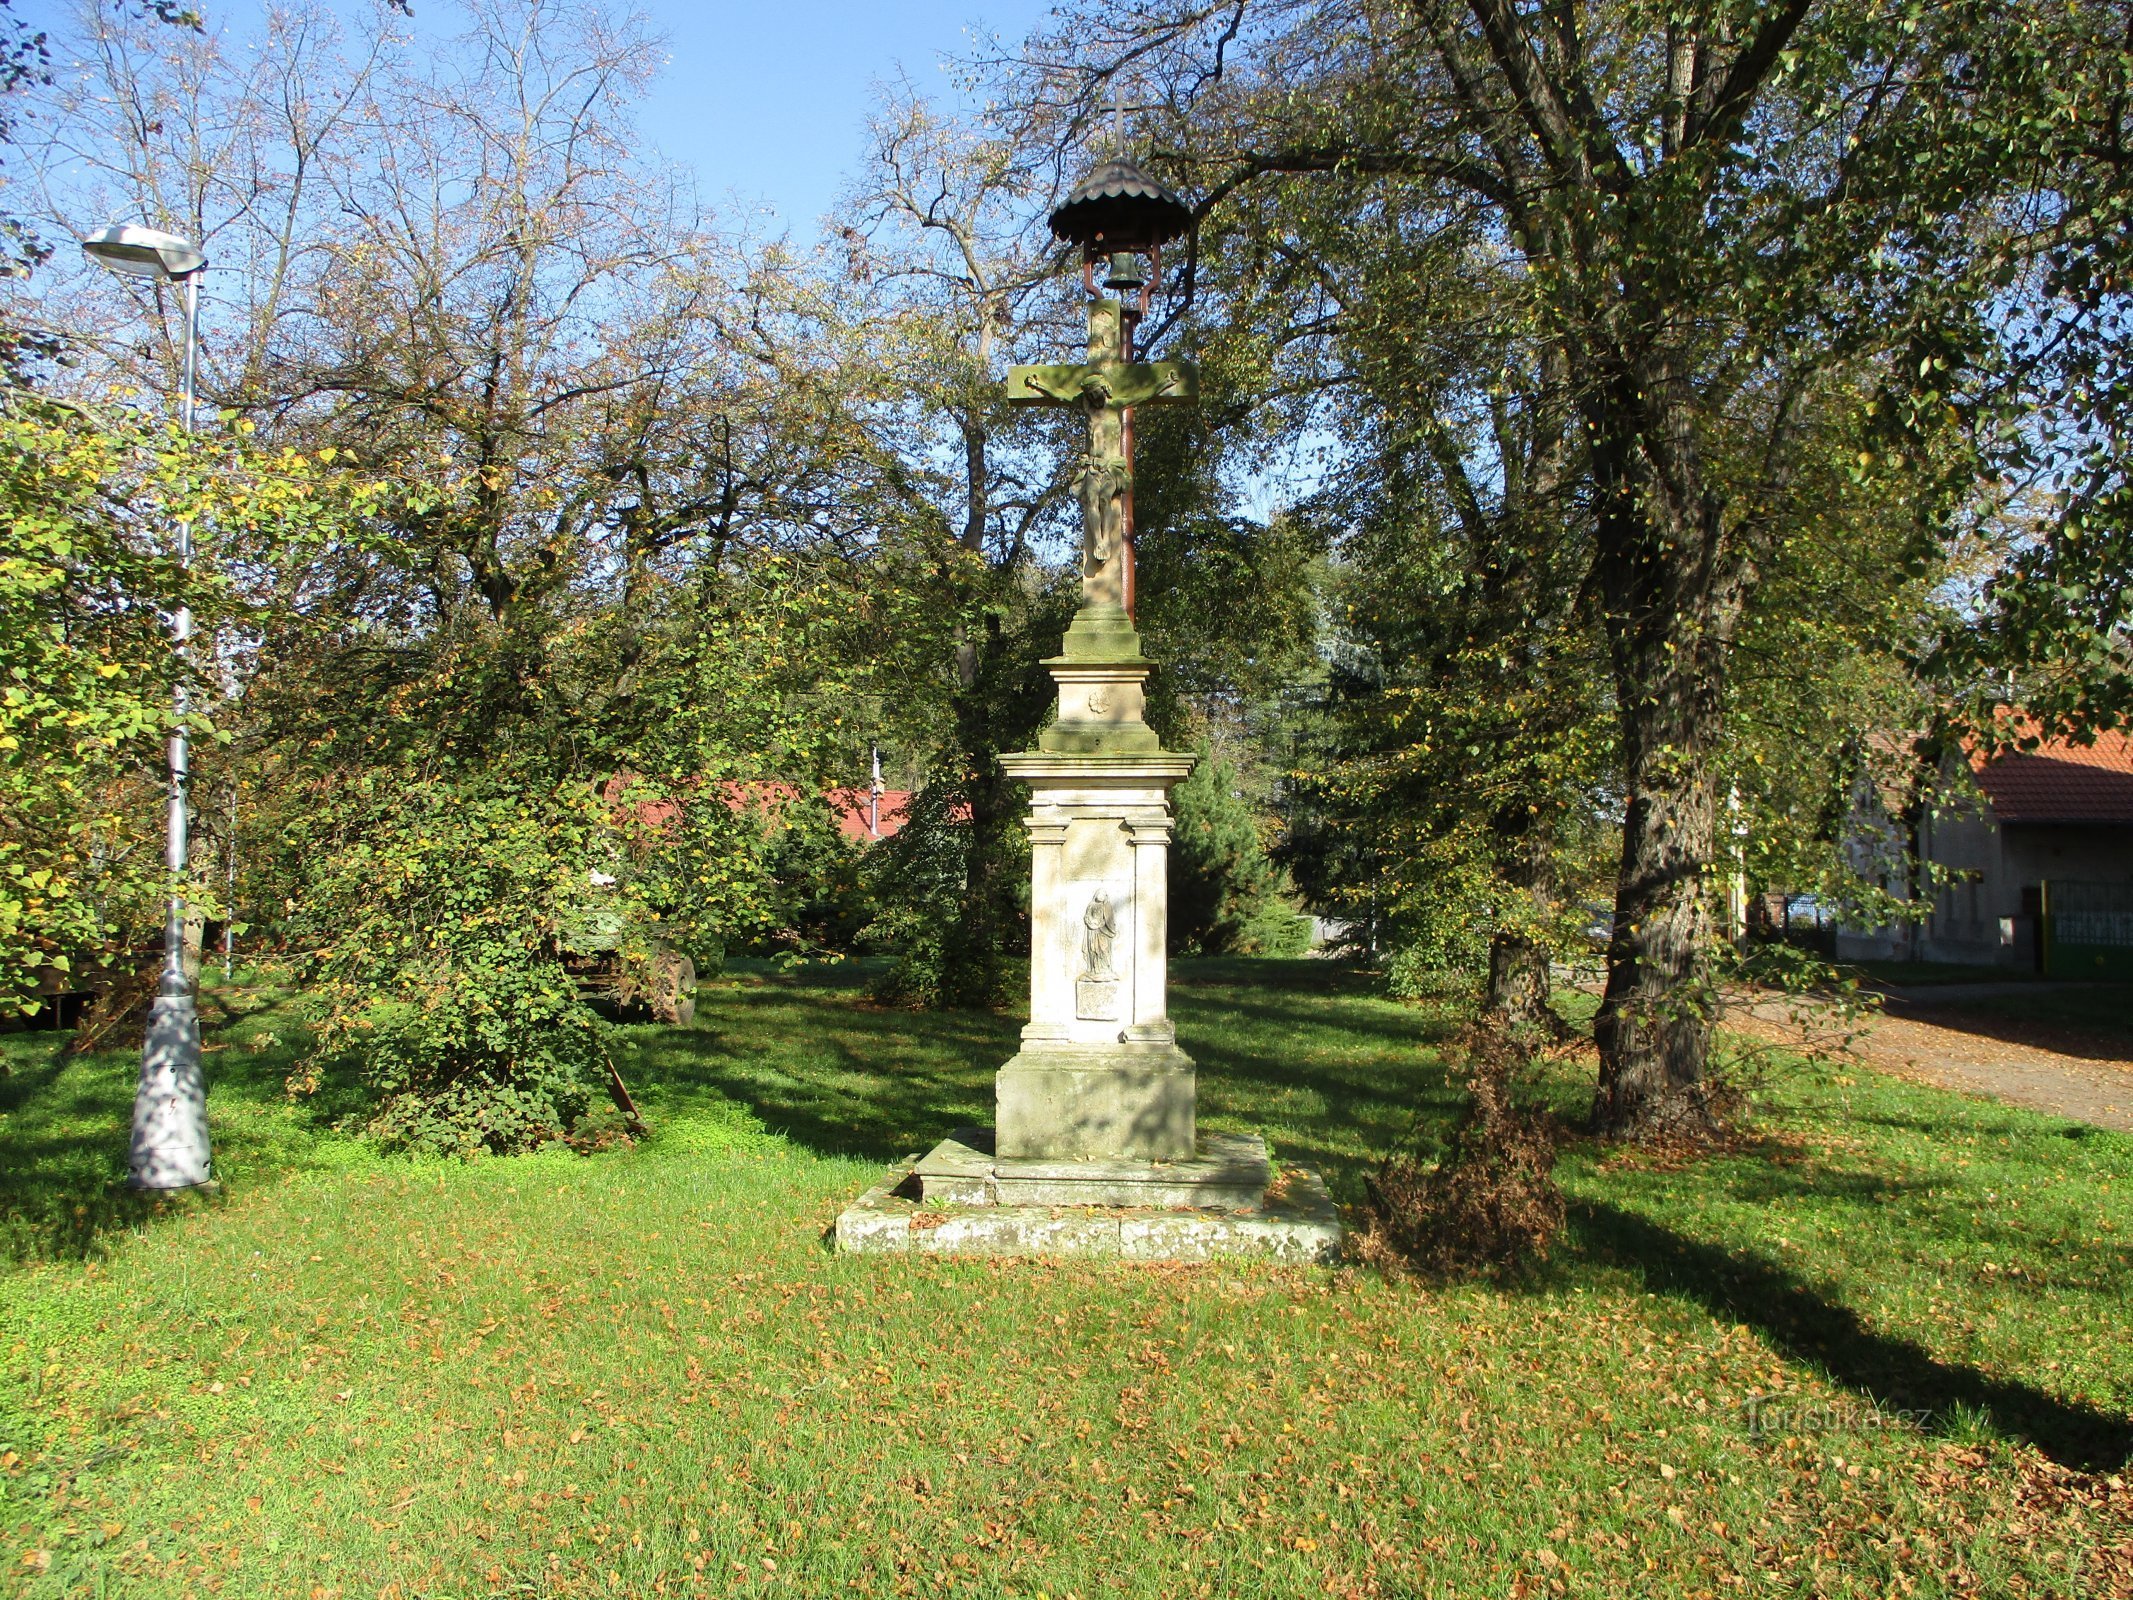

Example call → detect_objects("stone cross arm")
1005 359 1199 409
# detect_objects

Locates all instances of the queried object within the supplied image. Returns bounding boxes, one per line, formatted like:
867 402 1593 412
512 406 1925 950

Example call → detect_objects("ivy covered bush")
248 556 868 1155
281 779 618 1156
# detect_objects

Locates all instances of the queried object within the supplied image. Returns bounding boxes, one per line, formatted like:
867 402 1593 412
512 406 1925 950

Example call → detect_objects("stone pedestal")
834 603 1340 1263
995 611 1192 1160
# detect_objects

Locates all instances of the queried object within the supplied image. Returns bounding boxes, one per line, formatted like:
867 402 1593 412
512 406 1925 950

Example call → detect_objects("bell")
1048 158 1193 258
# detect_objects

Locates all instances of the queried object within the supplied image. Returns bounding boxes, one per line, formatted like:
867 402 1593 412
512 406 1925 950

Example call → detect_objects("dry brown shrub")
1353 1021 1565 1280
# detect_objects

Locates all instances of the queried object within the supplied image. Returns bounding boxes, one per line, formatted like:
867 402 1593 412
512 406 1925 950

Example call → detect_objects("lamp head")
81 224 205 282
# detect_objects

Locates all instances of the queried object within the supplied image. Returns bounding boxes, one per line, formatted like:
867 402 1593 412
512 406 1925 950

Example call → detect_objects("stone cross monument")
990 283 1199 1161
836 154 1338 1260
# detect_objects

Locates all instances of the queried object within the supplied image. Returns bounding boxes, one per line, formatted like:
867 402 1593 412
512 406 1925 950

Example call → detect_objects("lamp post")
81 223 213 1191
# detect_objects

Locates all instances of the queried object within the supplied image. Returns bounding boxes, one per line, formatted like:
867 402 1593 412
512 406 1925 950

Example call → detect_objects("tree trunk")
1590 734 1721 1138
1588 427 1737 1141
1483 929 1553 1033
1483 808 1563 1036
962 418 988 554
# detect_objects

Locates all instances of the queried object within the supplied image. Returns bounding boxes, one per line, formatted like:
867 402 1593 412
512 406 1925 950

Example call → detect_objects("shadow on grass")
0 1041 139 1262
1569 1198 2133 1474
1169 956 1392 997
1672 1156 1943 1211
0 984 345 1264
1187 1041 1459 1201
0 1033 183 1262
633 980 1019 1163
1173 988 1445 1052
633 958 1460 1201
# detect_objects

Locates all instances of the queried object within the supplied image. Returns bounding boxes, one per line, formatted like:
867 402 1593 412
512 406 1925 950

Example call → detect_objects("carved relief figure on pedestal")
1081 890 1118 979
1076 889 1122 1020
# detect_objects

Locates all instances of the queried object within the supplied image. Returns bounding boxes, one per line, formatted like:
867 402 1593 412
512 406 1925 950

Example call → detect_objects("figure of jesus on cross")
1006 269 1197 619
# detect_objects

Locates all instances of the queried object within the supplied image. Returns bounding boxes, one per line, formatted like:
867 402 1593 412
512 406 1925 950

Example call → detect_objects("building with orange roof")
1839 726 2133 972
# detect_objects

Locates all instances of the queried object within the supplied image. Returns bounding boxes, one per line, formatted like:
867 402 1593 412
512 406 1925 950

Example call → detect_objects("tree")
1208 166 1615 1020
832 87 1080 1007
1006 0 2109 1137
1913 5 2133 750
0 0 54 379
0 393 369 1013
25 0 901 1145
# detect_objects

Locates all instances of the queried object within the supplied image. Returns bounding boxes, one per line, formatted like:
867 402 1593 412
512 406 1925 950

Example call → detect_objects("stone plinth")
913 1128 1271 1209
834 1150 1341 1264
993 1043 1194 1162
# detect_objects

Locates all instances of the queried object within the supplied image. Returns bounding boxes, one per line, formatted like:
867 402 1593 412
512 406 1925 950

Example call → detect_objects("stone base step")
913 1127 1270 1210
833 1131 1341 1264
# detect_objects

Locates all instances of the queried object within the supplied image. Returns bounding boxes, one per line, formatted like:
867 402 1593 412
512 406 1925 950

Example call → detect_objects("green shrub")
282 778 623 1156
742 799 873 956
1171 746 1312 956
862 780 1026 1009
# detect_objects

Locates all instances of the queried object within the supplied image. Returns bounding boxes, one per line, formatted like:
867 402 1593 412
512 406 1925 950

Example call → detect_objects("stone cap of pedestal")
1047 602 1148 665
1001 751 1197 783
1040 657 1163 754
1043 649 1153 668
1045 660 1151 684
1037 722 1164 755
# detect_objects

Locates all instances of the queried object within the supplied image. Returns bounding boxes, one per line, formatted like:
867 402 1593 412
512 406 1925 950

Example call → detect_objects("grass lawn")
1 958 2128 1598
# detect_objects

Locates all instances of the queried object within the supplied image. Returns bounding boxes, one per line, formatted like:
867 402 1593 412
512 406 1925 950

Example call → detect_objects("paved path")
1726 985 2133 1135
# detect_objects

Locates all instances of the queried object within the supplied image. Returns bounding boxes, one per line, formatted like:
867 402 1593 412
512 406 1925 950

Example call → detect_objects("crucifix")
1006 271 1197 619
833 144 1340 1262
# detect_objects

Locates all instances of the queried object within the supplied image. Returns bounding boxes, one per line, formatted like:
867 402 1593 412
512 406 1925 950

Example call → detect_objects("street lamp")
81 222 213 1191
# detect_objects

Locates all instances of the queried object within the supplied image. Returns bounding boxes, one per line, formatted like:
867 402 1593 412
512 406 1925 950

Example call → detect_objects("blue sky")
21 0 1063 244
631 0 1056 238
21 0 1057 240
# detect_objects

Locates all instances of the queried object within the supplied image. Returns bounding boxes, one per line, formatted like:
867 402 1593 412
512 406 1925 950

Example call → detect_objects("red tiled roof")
824 786 912 842
601 773 917 842
1974 729 2133 824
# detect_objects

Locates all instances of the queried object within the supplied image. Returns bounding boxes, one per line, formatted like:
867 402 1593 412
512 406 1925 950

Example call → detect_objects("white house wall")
1837 782 2133 968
